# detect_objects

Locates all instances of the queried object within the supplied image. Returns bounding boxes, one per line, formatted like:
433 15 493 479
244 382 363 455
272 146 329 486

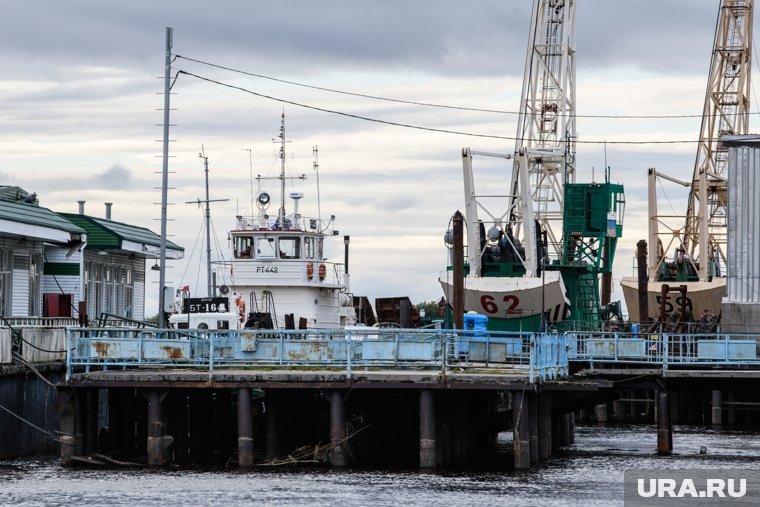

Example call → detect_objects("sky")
1 0 753 316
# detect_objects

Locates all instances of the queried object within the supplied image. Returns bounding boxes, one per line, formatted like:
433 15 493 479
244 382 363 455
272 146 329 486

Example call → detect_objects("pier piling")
537 392 551 461
329 390 347 467
237 388 254 468
528 393 538 465
711 390 723 426
656 390 672 455
145 389 171 466
512 390 530 469
58 388 76 466
419 389 436 469
595 403 608 423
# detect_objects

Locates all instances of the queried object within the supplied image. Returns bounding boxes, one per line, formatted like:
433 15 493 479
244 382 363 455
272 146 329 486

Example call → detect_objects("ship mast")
277 112 289 228
259 112 305 230
683 0 753 281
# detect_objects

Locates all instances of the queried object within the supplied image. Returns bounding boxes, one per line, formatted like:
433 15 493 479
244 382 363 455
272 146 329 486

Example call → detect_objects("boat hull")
620 277 726 321
439 271 569 329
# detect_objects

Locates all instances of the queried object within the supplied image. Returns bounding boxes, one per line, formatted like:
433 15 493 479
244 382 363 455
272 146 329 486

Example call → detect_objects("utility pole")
158 26 173 328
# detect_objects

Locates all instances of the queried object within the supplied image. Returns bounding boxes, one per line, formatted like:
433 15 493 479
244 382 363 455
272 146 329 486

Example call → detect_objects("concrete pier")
419 389 436 469
656 390 672 456
328 390 347 467
58 367 615 470
237 388 254 468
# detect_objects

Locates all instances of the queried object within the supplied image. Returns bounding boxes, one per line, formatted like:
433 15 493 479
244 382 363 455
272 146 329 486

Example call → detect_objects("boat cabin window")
305 237 314 259
257 238 276 258
279 237 301 259
234 236 253 259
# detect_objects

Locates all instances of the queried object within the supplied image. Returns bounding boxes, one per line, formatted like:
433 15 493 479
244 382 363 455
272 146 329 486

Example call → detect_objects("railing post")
662 334 668 375
209 332 215 377
65 328 72 381
440 333 446 373
724 333 729 363
346 331 352 379
138 331 144 365
529 334 535 384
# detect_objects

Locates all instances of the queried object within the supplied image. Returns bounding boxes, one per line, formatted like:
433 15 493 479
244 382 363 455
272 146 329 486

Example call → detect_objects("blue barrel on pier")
464 312 488 334
460 313 488 355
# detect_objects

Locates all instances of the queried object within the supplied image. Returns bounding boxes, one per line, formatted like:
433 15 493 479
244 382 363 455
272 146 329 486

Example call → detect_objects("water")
3 425 760 506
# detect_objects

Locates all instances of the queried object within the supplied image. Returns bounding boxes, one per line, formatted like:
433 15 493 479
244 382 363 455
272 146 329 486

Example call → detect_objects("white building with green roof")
0 187 183 324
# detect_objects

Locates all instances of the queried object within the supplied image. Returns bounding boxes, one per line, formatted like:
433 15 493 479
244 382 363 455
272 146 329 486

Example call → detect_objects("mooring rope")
0 401 59 441
11 352 57 390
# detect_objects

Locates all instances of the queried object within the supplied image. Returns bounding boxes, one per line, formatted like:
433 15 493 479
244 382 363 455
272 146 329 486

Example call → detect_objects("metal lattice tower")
684 0 753 281
508 0 576 275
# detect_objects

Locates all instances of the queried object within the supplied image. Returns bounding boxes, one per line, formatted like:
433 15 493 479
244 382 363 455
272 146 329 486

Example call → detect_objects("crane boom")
684 0 753 281
509 0 576 273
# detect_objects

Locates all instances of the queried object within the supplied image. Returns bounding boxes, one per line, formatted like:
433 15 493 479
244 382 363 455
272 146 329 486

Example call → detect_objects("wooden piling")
656 390 672 456
452 211 465 330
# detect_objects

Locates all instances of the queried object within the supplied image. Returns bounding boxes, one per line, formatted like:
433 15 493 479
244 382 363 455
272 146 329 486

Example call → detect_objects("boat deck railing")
65 327 568 383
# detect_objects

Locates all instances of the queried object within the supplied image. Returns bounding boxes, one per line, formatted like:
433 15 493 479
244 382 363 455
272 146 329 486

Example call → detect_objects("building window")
0 250 10 316
29 253 41 316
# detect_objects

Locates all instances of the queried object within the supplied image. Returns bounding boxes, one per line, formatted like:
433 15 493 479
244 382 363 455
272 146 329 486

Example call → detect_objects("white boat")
171 114 356 330
620 277 725 322
439 270 569 323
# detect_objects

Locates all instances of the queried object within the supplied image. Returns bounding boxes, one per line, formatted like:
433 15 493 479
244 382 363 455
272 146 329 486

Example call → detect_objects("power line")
175 54 758 120
176 70 708 145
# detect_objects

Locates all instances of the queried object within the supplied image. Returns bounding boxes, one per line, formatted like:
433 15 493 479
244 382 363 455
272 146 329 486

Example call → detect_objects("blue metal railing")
570 331 760 372
65 327 569 383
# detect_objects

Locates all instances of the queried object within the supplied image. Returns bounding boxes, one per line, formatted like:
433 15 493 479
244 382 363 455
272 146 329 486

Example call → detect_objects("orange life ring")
306 261 314 279
318 263 327 281
236 297 246 323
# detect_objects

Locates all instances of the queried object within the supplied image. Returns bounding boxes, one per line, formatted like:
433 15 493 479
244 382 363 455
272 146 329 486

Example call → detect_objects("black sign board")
182 297 230 314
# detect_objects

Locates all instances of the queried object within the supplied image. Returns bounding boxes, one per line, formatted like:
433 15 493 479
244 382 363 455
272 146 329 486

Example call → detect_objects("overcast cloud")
0 0 750 313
